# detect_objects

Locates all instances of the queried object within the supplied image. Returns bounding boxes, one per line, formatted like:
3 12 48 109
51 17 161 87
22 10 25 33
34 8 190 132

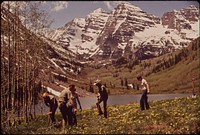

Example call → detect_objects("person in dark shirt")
94 79 108 118
70 85 82 126
42 92 58 125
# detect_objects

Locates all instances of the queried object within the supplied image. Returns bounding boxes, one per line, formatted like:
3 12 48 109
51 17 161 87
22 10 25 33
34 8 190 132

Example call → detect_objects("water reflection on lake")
79 93 192 109
34 93 191 115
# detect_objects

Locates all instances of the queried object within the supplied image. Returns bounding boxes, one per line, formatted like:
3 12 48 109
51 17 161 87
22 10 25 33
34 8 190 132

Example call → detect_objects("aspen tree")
1 1 53 125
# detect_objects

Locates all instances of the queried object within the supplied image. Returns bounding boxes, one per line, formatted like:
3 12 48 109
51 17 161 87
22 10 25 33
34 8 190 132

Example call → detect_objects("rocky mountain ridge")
47 2 199 60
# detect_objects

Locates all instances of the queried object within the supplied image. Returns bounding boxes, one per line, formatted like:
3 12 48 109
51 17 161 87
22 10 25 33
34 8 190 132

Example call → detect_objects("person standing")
42 92 58 125
69 85 82 126
93 79 108 118
192 78 196 98
58 84 74 129
136 75 150 110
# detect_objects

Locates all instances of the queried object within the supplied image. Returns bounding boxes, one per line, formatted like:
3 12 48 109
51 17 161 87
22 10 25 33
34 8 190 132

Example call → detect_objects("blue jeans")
140 89 149 110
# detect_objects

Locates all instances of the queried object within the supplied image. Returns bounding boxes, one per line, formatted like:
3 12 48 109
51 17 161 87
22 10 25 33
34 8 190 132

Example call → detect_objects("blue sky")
40 1 199 29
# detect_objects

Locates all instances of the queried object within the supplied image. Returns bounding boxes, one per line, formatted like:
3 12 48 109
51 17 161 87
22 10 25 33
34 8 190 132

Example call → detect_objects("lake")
34 93 192 115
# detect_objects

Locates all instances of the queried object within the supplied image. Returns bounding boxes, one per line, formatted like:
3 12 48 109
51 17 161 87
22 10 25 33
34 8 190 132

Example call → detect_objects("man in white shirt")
137 75 150 110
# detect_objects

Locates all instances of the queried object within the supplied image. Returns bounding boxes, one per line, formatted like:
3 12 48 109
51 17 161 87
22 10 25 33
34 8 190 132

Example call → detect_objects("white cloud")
41 1 47 4
50 1 68 12
103 1 124 11
104 1 113 10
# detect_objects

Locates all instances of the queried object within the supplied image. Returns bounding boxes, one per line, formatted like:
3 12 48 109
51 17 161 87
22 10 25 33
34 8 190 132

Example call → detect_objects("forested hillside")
79 37 199 95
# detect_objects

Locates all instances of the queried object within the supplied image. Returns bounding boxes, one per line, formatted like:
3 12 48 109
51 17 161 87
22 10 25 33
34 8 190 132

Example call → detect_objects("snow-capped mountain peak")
47 3 199 60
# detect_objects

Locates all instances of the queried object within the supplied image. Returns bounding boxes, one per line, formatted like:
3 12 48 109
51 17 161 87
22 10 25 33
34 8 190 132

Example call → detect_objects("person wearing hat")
136 75 150 110
69 84 82 126
94 79 108 118
42 92 58 125
58 84 75 128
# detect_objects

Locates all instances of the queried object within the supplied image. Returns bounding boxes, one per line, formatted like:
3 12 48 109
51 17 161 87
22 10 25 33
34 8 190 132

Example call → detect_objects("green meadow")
3 95 199 134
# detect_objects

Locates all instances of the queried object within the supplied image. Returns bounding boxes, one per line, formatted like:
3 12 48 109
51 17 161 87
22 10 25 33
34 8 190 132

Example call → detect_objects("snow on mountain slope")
132 24 192 48
47 2 199 60
47 8 110 55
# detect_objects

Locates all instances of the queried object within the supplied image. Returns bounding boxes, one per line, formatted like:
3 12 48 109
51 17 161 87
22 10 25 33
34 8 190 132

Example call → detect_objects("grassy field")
73 38 199 96
77 56 199 95
3 95 200 134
